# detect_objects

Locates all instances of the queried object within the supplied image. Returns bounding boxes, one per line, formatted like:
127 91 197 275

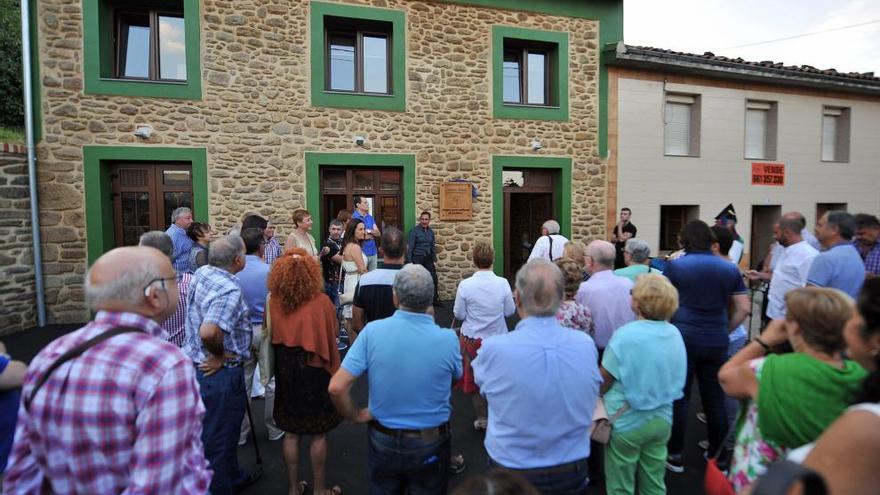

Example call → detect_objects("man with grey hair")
329 264 461 493
614 238 662 282
183 235 258 494
807 210 865 298
528 219 569 261
577 240 636 353
165 206 195 273
5 247 211 493
472 259 601 493
140 231 191 347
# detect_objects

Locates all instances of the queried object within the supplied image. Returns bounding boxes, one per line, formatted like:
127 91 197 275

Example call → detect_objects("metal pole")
20 0 47 327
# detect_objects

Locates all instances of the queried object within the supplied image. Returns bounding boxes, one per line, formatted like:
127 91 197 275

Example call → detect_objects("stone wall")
0 145 37 334
34 0 607 322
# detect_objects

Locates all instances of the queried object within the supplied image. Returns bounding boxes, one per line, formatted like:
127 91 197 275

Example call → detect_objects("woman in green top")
719 287 867 491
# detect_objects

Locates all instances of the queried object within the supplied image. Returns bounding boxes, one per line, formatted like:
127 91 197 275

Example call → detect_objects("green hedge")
0 0 24 130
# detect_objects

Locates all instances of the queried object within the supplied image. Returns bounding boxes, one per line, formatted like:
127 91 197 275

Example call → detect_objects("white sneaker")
238 436 247 446
269 430 285 441
473 418 488 431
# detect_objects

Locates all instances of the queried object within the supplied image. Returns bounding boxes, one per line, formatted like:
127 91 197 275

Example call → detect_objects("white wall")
616 77 880 262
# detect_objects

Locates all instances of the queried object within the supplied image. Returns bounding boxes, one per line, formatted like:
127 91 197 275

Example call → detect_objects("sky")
624 0 880 75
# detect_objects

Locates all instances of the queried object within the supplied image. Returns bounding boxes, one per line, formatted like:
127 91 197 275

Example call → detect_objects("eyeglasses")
143 275 177 295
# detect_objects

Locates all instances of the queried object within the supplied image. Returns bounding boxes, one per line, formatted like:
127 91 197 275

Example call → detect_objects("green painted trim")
28 0 42 142
83 146 209 264
437 0 622 21
304 152 416 235
310 2 406 112
491 155 572 276
82 0 203 99
492 26 569 122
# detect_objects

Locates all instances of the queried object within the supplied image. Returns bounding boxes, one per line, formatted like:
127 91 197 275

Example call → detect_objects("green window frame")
310 2 406 112
492 26 569 122
305 152 416 234
491 155 572 276
82 0 202 99
83 146 209 264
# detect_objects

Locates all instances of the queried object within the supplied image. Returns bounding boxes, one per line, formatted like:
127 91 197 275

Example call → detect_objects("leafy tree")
0 0 24 130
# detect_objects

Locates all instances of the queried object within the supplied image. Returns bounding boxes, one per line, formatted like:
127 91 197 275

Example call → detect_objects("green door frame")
305 152 417 236
492 155 572 277
83 146 209 264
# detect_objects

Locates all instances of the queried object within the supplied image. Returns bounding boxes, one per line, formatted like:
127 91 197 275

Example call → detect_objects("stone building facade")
29 0 622 322
0 145 37 334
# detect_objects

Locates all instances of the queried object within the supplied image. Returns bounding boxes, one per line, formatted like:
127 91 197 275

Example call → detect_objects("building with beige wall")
607 44 880 267
24 0 622 323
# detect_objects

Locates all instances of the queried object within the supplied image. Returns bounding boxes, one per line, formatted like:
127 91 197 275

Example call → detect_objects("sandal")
450 454 466 475
295 481 309 495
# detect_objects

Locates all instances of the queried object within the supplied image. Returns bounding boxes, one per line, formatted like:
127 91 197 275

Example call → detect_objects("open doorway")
816 202 847 220
750 205 781 269
502 169 557 280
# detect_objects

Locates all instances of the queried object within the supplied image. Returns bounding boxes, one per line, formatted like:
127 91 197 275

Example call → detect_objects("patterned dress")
556 300 593 335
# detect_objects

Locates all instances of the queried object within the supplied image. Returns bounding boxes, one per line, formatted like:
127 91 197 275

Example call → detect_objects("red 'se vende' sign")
751 163 785 186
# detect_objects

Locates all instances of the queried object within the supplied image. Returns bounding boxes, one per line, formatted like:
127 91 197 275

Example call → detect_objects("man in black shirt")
352 227 406 333
612 207 637 269
407 211 439 305
320 219 345 307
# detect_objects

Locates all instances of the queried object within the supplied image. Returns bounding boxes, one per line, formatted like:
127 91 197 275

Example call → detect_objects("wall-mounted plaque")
439 182 473 221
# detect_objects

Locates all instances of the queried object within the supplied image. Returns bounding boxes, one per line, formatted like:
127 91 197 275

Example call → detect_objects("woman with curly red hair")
267 247 342 495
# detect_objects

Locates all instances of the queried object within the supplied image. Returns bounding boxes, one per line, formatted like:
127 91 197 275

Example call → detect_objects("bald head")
86 246 177 320
586 240 616 272
515 258 564 317
779 212 806 246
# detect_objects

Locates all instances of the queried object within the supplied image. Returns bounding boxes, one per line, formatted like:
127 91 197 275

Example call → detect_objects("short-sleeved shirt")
184 265 252 364
321 237 343 284
854 240 880 276
766 241 818 319
453 271 515 339
341 310 461 429
664 252 748 348
613 264 663 282
0 354 20 472
236 254 270 325
807 242 866 298
353 264 403 324
352 211 378 256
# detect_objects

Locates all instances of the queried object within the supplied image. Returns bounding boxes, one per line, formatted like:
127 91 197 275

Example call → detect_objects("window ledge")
323 90 395 98
502 103 561 110
99 78 188 86
664 153 701 158
820 160 849 163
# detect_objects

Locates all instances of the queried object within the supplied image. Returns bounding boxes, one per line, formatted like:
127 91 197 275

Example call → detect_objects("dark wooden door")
110 163 192 247
502 169 557 281
320 167 402 233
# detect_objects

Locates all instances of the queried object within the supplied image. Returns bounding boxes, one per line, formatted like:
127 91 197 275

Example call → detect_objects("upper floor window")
821 106 851 162
115 8 187 81
503 41 555 106
744 100 778 160
664 93 701 156
325 18 392 94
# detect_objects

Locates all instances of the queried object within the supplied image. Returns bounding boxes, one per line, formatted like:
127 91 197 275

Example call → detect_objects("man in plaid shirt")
183 235 256 494
854 213 880 277
4 246 211 494
139 230 191 347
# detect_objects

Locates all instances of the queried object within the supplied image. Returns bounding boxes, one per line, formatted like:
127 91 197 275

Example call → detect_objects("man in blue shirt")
329 264 461 494
0 342 25 474
808 211 866 298
236 228 282 443
473 258 602 494
352 195 381 271
165 206 195 273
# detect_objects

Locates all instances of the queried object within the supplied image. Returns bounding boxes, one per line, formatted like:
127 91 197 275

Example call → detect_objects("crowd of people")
0 199 879 495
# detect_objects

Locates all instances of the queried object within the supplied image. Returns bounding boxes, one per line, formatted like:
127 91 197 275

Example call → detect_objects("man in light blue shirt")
236 228 281 443
329 264 461 494
352 195 381 271
164 206 195 273
473 258 601 494
808 211 865 298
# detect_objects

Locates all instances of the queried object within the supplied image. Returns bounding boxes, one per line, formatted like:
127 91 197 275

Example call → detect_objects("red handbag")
704 458 735 495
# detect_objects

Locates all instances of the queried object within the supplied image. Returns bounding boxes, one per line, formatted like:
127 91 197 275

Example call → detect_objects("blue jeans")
489 458 590 495
197 366 247 495
726 331 748 426
668 344 730 458
367 426 451 495
325 281 340 308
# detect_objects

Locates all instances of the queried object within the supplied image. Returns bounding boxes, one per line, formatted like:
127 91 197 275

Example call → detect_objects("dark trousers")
490 458 590 495
367 427 451 495
668 344 730 458
325 281 340 308
412 255 439 303
197 366 247 495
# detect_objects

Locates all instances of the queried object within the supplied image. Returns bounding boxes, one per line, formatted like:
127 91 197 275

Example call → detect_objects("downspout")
20 0 47 327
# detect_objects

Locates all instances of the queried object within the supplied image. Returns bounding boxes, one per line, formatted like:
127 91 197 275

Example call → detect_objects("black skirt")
273 345 343 435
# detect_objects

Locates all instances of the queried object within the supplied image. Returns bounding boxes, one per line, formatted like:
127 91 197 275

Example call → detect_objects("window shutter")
665 102 691 155
822 114 837 161
745 108 768 159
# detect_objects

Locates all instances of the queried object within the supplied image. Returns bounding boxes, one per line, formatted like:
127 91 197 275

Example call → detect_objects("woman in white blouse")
453 241 515 431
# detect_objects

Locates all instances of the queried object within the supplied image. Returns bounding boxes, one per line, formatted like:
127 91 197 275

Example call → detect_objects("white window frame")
744 100 778 160
821 106 851 163
664 93 700 157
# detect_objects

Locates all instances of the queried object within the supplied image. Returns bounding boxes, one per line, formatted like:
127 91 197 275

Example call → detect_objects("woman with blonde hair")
719 287 868 491
562 241 589 281
600 274 687 495
266 247 343 495
286 209 319 258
